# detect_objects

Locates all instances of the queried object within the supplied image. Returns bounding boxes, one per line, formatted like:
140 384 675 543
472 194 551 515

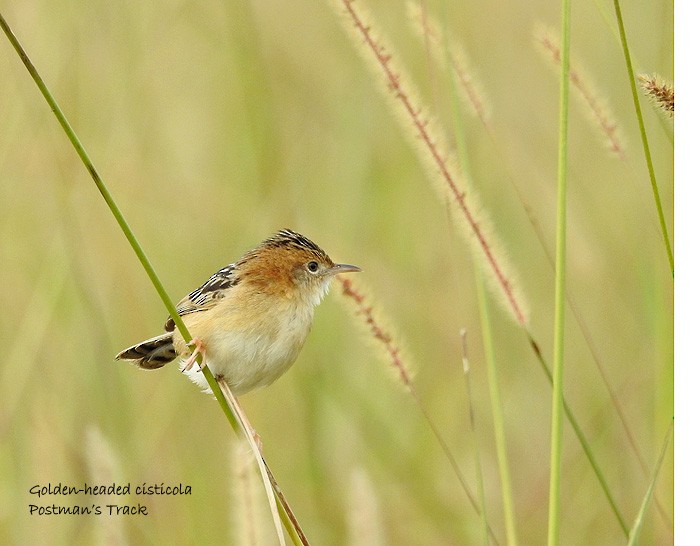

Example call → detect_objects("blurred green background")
1 0 672 544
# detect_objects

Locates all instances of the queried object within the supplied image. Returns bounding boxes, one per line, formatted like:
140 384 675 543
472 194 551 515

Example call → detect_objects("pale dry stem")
218 380 287 546
232 441 268 546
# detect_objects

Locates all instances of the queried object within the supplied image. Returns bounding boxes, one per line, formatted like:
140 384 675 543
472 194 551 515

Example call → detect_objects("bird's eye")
306 261 319 273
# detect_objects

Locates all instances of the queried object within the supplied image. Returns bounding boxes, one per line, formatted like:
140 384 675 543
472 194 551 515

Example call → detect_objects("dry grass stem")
407 2 490 125
535 25 626 158
334 0 529 327
218 380 287 546
638 74 674 116
232 440 272 546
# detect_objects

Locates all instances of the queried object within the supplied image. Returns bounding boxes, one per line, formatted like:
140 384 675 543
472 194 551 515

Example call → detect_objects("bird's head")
237 229 361 306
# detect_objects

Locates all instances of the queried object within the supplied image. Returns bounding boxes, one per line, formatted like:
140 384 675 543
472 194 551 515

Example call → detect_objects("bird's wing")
164 263 239 331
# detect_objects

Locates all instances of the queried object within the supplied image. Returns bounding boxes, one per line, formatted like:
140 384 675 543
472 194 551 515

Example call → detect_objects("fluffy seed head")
638 74 674 116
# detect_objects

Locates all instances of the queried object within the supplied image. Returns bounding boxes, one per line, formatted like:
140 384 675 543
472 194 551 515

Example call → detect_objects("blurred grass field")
1 1 672 544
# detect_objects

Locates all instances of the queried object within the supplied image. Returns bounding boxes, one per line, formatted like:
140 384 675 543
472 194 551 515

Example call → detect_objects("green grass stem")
0 11 306 545
527 335 629 535
410 6 653 531
0 12 187 349
547 0 571 543
410 1 628 537
590 0 673 145
612 0 673 275
438 20 511 543
476 276 518 546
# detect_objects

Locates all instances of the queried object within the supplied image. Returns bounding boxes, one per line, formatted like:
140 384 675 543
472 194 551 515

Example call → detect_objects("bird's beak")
327 263 362 276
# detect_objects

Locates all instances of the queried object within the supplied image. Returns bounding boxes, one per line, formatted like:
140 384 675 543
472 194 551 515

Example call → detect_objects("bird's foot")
182 337 207 372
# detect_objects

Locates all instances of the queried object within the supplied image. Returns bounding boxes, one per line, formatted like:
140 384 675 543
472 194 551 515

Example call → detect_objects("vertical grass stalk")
547 0 571 543
437 14 518 540
413 8 656 528
534 26 626 158
410 7 644 530
612 0 673 275
475 276 519 546
335 0 628 535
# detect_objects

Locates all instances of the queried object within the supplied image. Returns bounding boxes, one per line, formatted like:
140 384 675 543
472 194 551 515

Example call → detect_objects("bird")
115 229 361 395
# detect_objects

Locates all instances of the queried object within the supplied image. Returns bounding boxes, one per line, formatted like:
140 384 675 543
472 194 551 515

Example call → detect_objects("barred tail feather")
115 333 177 370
